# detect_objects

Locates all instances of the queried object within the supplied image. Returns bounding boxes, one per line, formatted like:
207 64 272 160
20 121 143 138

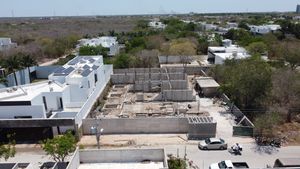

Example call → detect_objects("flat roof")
208 46 247 53
196 77 220 88
52 56 102 78
214 52 249 60
78 162 164 169
276 158 300 166
0 81 65 101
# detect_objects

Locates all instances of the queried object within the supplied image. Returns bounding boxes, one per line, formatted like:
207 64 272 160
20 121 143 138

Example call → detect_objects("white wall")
69 85 88 103
215 55 225 64
0 105 45 119
41 92 63 111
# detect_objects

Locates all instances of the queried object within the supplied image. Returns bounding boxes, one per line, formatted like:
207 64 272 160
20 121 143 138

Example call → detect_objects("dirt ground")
78 134 254 149
274 122 300 146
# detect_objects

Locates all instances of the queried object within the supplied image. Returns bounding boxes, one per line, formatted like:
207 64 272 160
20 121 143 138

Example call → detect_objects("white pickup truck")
209 160 249 169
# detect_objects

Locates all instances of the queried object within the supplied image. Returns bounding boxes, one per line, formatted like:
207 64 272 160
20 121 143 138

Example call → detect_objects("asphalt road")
161 143 300 169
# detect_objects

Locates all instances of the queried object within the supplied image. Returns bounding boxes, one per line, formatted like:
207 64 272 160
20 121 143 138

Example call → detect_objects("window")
14 116 32 119
59 97 63 109
94 73 98 84
42 96 48 111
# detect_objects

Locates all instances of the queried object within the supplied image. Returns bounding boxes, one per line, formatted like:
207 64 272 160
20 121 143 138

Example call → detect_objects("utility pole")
90 118 104 149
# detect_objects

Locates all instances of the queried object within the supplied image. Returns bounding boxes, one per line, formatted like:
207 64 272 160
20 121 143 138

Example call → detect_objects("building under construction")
111 68 195 102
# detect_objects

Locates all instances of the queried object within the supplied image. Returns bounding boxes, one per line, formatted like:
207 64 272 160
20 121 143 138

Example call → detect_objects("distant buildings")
0 38 17 51
297 4 300 13
207 39 250 64
77 36 123 56
148 20 166 29
249 24 281 35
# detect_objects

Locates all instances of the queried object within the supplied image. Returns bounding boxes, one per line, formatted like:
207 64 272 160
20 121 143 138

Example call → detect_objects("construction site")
94 67 219 119
82 67 254 140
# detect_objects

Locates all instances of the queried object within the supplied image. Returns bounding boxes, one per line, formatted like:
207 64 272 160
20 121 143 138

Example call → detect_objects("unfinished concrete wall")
111 73 186 85
154 90 195 102
82 117 216 140
82 118 188 134
170 80 188 89
79 149 166 164
188 122 217 139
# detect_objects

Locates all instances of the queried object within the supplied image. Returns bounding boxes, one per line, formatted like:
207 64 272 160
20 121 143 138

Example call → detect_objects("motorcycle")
229 144 242 155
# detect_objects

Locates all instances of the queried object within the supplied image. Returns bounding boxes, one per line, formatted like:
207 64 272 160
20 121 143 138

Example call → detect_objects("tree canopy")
0 134 16 161
210 57 272 109
41 132 76 162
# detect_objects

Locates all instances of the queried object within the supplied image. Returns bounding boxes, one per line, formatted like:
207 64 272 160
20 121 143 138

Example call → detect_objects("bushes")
55 54 76 65
168 156 186 169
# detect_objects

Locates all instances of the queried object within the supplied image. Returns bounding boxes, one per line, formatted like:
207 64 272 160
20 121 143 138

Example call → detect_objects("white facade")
148 21 166 29
207 40 249 64
0 55 112 127
249 25 281 35
77 36 122 56
0 38 17 51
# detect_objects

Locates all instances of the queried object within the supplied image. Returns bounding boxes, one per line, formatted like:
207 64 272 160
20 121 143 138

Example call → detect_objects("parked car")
273 158 300 168
198 138 227 150
209 160 249 169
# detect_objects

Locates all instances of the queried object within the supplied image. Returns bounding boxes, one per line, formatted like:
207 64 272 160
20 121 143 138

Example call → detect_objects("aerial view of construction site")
0 1 300 169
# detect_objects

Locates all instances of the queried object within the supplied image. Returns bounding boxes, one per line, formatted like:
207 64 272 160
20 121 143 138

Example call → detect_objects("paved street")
159 144 300 169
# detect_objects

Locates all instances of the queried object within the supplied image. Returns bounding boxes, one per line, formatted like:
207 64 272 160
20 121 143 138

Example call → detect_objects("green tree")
113 54 134 69
211 57 272 109
136 20 149 29
0 134 16 161
79 45 108 56
284 42 300 70
0 77 7 86
198 36 209 54
55 54 76 65
266 69 300 122
246 42 267 56
41 132 76 162
168 155 186 169
254 112 282 137
3 55 21 86
238 20 250 30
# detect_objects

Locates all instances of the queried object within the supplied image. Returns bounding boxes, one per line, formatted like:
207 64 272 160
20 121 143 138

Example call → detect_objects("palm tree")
0 77 7 87
20 54 37 83
3 55 21 86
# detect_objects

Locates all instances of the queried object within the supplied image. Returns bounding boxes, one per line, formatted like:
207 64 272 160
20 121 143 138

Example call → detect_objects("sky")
0 0 299 17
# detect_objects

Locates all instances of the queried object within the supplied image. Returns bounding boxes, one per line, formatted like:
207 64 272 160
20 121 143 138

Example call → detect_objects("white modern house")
77 36 122 56
207 39 250 64
249 24 281 35
0 38 17 51
148 20 166 29
0 56 112 135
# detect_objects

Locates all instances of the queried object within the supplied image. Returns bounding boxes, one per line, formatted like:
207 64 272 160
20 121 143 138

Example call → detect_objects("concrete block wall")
111 73 186 85
79 149 166 164
188 123 217 139
154 90 195 102
82 117 216 139
82 118 188 134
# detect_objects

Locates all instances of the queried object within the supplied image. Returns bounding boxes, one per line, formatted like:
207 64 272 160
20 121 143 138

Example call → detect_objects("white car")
198 138 227 150
209 160 234 169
